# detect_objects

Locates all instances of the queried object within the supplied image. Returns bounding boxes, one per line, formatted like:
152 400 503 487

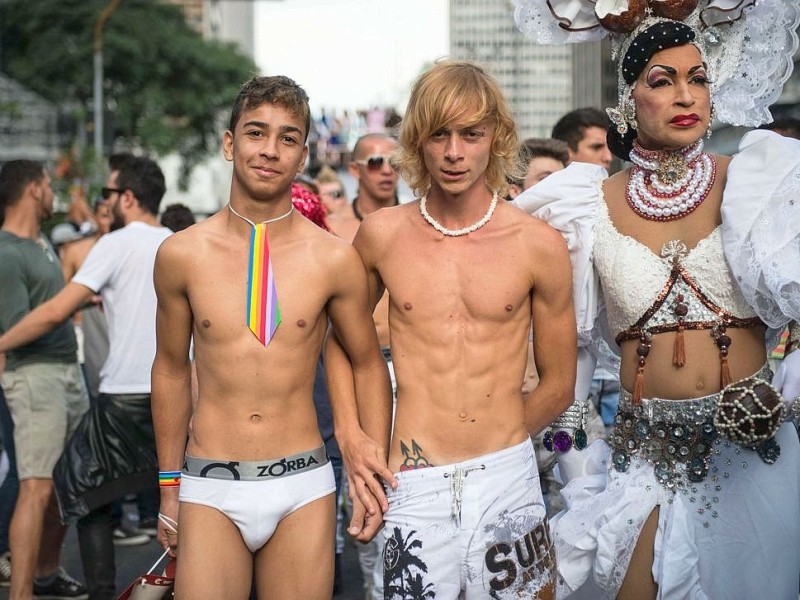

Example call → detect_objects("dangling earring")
707 102 716 139
623 97 638 132
607 97 638 136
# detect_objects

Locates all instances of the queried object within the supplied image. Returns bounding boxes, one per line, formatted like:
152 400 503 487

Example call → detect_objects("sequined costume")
513 130 800 599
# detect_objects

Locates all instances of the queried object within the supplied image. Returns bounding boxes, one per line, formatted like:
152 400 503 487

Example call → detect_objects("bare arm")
0 282 92 354
526 226 578 435
150 238 193 556
325 229 395 540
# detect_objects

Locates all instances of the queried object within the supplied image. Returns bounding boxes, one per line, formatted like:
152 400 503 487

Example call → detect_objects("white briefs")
179 447 335 552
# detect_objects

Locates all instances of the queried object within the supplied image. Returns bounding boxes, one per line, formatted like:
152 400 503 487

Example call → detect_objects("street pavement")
0 505 368 600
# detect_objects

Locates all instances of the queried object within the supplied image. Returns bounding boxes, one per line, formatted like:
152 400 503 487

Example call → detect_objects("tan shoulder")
354 202 412 248
294 214 362 267
713 153 733 171
360 202 413 232
156 213 218 262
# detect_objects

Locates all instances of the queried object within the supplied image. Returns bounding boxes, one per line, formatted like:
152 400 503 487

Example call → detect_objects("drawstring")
444 465 485 525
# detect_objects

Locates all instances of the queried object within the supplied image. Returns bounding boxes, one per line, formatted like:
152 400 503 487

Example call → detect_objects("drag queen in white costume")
512 1 800 598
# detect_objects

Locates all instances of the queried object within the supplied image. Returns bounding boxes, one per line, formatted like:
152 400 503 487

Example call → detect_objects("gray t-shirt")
0 231 77 370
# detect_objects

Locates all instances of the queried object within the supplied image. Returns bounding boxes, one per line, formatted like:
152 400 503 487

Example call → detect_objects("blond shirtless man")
151 75 393 600
328 61 577 599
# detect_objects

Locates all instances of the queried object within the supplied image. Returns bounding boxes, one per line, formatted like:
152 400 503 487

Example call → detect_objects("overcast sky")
254 0 449 115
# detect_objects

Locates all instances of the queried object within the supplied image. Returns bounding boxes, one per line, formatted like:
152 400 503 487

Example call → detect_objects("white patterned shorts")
380 438 555 599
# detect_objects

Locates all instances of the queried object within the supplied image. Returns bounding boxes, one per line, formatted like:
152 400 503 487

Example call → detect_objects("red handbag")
116 548 176 600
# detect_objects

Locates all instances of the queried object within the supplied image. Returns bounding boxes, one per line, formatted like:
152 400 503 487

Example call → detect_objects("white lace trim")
711 0 800 127
722 131 800 328
592 192 756 338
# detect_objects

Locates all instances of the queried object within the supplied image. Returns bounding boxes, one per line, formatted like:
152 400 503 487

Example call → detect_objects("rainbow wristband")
158 471 182 488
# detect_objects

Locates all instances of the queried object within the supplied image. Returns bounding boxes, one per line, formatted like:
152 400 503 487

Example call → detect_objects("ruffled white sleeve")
514 162 608 348
721 130 800 328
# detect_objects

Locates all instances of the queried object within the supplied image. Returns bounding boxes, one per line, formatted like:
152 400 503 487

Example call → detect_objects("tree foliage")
0 0 257 183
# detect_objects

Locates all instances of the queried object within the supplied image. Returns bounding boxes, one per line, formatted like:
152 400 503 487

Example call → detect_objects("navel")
296 319 307 328
696 379 705 391
249 414 262 422
458 412 468 421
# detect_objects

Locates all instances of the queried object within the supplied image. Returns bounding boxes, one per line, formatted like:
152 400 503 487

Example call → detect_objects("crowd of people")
1 3 800 600
309 106 403 171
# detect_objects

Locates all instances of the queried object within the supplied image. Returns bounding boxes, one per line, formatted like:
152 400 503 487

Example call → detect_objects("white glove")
772 350 800 413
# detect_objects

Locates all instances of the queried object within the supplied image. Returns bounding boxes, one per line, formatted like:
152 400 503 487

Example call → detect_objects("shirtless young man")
328 61 577 598
150 75 393 599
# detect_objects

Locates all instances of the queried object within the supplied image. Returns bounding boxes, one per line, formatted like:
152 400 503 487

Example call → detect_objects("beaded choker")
627 140 716 222
419 191 499 237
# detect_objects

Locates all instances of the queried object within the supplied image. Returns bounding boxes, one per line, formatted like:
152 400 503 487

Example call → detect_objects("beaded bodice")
592 196 759 342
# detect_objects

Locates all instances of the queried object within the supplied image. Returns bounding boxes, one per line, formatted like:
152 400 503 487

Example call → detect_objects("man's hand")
157 493 179 559
339 428 397 517
348 481 385 543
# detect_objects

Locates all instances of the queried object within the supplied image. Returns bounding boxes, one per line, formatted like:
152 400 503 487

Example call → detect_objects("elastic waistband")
619 363 772 423
392 438 533 483
183 445 328 481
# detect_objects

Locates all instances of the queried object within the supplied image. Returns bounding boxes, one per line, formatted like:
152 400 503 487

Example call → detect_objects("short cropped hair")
551 108 610 152
396 60 520 197
108 152 135 173
352 133 395 160
0 160 45 210
160 203 196 232
229 76 311 142
115 156 166 216
520 138 570 168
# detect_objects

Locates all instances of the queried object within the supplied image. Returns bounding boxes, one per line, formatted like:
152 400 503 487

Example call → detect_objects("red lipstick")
671 114 700 126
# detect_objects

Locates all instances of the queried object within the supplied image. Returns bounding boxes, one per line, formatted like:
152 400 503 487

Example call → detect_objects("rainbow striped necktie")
229 203 293 346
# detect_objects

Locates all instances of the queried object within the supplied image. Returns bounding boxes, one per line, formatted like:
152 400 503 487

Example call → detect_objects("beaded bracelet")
158 471 181 488
543 400 589 452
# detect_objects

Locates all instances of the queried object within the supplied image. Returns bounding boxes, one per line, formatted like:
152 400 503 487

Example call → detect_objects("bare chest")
186 241 330 344
380 232 533 325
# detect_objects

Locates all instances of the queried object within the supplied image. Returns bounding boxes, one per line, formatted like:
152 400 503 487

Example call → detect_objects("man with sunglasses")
348 133 400 220
0 155 172 599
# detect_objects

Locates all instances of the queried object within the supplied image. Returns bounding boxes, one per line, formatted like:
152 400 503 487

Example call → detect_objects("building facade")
449 0 615 139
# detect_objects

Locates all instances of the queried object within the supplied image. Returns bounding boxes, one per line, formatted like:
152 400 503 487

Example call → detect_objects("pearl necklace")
626 140 716 222
419 191 499 237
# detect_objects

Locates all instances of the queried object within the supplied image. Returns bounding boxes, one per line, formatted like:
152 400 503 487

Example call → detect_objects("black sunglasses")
101 187 125 200
354 155 396 172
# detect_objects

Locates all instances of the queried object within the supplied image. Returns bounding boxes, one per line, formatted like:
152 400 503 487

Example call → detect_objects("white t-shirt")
72 221 172 394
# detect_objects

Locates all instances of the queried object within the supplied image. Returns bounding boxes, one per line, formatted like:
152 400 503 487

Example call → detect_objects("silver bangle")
552 399 588 430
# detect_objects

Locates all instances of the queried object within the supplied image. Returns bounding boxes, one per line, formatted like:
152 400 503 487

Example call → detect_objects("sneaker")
135 516 158 537
0 551 10 587
33 567 88 599
112 527 150 547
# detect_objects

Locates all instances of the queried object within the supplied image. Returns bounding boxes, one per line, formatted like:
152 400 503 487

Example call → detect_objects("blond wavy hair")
396 60 521 197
